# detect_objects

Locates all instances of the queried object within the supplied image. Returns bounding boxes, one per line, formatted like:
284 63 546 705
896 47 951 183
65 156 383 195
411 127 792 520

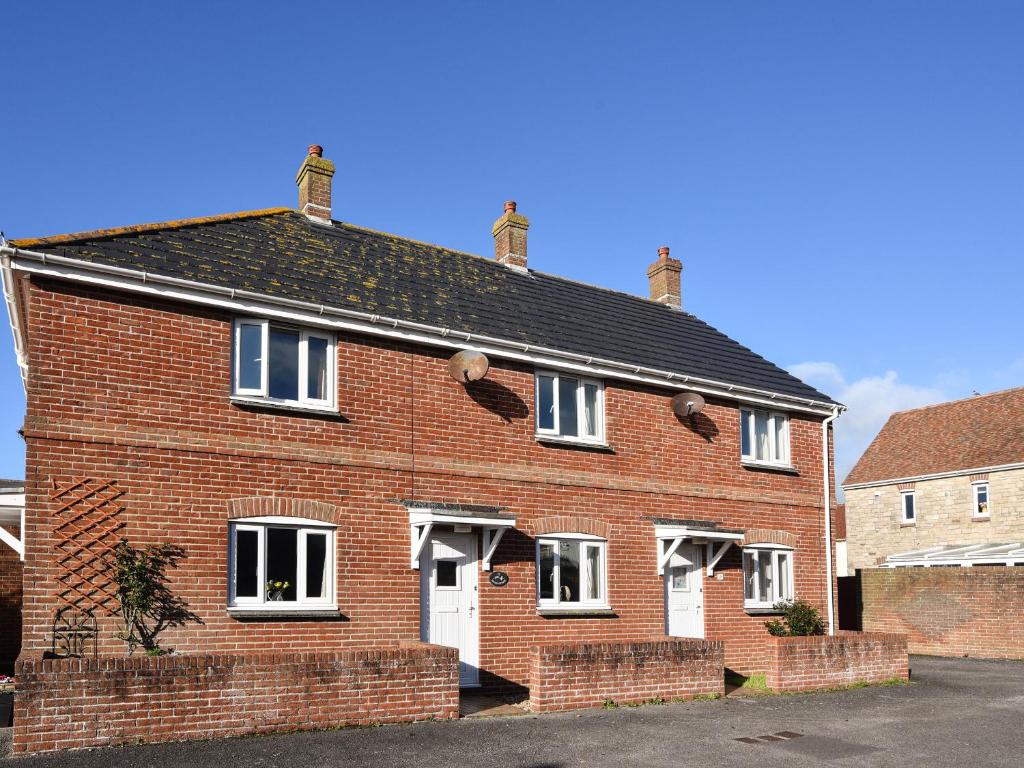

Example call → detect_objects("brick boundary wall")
764 631 908 692
13 641 458 755
860 567 1024 659
0 523 22 675
529 638 724 713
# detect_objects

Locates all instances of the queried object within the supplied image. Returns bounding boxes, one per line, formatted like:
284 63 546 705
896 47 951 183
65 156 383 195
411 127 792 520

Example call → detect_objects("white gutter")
1 251 28 394
1 244 843 416
821 406 841 635
842 461 1024 491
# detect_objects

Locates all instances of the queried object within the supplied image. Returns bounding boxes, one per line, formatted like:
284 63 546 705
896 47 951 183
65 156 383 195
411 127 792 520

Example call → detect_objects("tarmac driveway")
2 655 1022 767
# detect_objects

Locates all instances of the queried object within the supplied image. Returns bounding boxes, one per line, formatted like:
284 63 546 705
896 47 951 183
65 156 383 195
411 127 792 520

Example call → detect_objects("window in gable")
233 319 335 410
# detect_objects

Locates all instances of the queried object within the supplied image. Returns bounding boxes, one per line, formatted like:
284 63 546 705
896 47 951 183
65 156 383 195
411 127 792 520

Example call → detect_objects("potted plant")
266 580 290 601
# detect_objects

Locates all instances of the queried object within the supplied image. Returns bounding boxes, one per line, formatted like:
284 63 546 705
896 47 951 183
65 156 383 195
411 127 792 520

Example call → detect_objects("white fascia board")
843 461 1024 491
654 525 744 542
1 253 28 393
408 510 516 529
4 245 842 417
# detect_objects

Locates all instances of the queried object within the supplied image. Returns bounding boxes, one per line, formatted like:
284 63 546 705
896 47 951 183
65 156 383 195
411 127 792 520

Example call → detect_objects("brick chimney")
492 201 529 270
647 246 683 309
296 144 335 222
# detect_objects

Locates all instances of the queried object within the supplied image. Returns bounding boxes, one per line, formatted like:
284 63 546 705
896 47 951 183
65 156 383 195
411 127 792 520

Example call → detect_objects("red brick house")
1 145 842 689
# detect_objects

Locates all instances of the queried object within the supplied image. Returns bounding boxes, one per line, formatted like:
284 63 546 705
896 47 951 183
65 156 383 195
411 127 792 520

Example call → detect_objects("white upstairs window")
535 371 605 444
740 408 790 466
743 545 794 609
901 491 916 524
973 482 990 518
233 319 336 410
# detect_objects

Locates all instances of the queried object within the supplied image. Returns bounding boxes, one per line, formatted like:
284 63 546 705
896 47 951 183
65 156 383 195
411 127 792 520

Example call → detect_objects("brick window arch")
741 528 798 549
533 515 611 539
227 497 341 526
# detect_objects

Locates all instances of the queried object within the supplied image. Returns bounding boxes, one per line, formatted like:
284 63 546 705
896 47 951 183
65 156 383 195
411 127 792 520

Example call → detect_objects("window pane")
539 543 555 600
774 415 787 461
740 411 751 456
757 551 773 604
977 486 988 515
307 336 329 401
777 553 790 601
537 376 555 431
671 565 689 591
436 560 458 588
235 529 259 598
238 324 263 391
559 540 580 602
743 552 755 601
904 494 915 520
558 378 579 437
266 528 298 601
305 533 328 600
582 383 599 437
754 411 770 461
586 545 601 600
269 328 300 400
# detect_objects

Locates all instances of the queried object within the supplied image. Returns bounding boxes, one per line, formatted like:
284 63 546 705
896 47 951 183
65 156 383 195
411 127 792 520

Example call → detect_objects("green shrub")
764 600 824 637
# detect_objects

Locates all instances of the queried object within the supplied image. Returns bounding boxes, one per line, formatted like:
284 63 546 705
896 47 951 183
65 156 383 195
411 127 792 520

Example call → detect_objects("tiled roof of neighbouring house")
11 208 837 404
843 387 1024 486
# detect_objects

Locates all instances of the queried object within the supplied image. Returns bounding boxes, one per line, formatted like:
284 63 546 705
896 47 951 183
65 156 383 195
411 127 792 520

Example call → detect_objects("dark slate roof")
0 479 24 492
12 209 836 404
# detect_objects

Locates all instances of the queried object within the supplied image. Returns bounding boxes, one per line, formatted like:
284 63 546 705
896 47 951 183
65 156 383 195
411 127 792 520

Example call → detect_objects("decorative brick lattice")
51 478 126 613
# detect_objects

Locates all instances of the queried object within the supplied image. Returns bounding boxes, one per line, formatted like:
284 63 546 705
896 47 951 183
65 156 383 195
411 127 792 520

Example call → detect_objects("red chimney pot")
308 144 324 157
504 201 517 214
658 246 670 259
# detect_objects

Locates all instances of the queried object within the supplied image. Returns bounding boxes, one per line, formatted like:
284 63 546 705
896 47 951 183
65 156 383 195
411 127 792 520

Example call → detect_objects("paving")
2 655 1022 767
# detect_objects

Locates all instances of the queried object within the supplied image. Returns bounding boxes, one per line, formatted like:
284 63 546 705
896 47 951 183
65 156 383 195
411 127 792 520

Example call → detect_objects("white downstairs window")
228 517 336 610
233 319 336 410
535 371 605 444
537 535 608 609
743 545 794 610
740 408 790 466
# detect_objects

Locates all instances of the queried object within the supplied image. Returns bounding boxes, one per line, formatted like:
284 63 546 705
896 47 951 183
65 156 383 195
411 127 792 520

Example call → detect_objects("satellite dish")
448 350 489 383
672 392 705 419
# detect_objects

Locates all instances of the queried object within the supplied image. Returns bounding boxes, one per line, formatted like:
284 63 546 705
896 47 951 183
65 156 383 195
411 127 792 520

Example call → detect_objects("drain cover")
734 732 804 745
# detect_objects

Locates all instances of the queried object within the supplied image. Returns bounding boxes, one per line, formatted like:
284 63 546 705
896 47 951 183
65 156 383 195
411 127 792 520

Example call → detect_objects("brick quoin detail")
227 496 341 524
860 568 1024 659
529 638 724 712
533 515 611 539
764 632 908 692
13 642 458 755
742 528 798 548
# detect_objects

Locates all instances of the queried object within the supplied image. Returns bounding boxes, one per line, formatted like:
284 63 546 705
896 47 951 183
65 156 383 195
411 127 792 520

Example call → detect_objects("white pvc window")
740 408 790 465
228 517 336 609
743 545 794 609
972 482 990 518
535 371 604 443
537 535 608 607
233 319 335 409
901 491 916 524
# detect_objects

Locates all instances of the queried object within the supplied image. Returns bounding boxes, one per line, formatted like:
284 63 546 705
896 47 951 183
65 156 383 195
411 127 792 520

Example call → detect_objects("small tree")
112 541 201 655
765 599 824 637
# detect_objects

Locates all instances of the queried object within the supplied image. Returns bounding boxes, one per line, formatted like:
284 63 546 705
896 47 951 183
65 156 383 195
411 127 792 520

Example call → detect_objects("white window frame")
742 544 794 609
739 408 790 467
972 482 990 519
227 516 337 611
534 370 605 444
232 318 337 410
536 533 609 609
901 490 916 524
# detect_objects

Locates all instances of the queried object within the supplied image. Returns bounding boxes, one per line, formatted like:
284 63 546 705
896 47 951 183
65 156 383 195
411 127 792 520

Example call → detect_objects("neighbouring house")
1 144 843 693
843 387 1024 570
833 503 848 577
0 479 25 674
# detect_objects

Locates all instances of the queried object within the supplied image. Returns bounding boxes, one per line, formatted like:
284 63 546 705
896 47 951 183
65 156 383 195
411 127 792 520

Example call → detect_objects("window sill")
230 396 343 419
743 606 786 616
535 434 614 452
972 515 991 522
740 460 798 475
537 606 615 617
227 606 343 620
900 522 916 528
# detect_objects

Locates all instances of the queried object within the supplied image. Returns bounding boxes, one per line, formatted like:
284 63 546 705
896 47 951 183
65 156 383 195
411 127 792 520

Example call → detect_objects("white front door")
420 532 480 687
665 543 704 638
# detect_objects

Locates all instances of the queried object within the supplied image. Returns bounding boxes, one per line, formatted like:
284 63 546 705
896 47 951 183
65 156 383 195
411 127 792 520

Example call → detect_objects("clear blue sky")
1 1 1022 484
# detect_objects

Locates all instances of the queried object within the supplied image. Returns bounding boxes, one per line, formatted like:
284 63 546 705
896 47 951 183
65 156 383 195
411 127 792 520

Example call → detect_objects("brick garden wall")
860 567 1024 659
0 523 22 675
19 278 836 687
529 638 724 712
764 631 908 692
12 641 458 755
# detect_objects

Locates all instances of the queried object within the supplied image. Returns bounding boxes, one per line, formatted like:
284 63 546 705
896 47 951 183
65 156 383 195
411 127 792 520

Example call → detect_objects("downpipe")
822 405 842 635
